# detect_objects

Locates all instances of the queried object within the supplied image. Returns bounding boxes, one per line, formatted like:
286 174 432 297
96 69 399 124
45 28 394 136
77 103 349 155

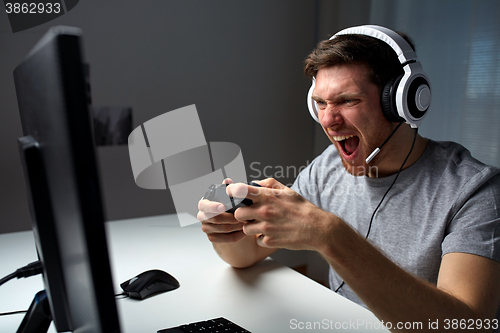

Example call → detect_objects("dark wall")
0 1 322 233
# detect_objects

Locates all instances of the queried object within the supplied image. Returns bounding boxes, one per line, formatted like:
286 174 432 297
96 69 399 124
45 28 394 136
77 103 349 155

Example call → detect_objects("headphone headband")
332 25 417 64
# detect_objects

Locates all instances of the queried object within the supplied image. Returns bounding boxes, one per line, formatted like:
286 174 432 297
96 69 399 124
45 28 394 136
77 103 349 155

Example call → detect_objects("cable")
0 261 44 317
366 122 404 163
0 310 28 316
2 264 131 313
335 128 418 293
0 261 43 287
114 292 129 299
365 128 418 239
0 272 17 287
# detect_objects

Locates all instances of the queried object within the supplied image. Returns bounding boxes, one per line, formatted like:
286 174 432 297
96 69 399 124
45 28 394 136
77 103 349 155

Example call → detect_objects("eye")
315 100 326 108
342 99 360 106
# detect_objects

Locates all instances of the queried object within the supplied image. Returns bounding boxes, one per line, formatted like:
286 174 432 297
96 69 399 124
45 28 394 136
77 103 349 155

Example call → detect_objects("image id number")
5 3 61 14
443 319 499 330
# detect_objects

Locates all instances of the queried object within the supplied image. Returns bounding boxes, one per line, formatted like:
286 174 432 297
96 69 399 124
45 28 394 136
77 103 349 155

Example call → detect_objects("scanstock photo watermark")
289 318 499 331
4 0 80 33
290 318 423 331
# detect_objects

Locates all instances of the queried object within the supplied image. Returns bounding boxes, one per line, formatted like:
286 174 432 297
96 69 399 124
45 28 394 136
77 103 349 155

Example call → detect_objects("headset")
310 26 430 293
307 25 431 130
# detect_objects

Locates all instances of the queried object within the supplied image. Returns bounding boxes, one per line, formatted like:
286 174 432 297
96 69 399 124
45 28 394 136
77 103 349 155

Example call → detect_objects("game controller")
202 181 262 213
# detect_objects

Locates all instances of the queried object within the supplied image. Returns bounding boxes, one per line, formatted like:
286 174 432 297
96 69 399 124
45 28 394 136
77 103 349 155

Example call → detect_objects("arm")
319 215 500 331
236 178 500 332
212 234 276 269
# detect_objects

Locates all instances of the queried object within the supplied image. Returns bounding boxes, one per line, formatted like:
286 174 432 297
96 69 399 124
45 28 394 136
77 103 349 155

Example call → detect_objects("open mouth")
333 135 360 156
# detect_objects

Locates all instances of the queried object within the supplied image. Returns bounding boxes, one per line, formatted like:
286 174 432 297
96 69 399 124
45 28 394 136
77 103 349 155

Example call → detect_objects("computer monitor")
13 26 121 333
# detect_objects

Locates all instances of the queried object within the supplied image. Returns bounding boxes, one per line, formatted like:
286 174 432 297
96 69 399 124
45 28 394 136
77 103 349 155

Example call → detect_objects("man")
198 26 500 331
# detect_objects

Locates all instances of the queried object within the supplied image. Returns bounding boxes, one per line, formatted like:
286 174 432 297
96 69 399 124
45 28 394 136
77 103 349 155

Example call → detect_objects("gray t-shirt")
291 139 500 309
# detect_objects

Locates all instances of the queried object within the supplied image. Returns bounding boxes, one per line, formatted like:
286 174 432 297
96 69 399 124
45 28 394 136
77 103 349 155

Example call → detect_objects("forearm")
225 179 499 330
319 216 493 332
213 235 276 269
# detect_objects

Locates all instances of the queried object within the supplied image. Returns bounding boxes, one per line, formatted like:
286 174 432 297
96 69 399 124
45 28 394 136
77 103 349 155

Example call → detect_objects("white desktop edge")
0 214 388 332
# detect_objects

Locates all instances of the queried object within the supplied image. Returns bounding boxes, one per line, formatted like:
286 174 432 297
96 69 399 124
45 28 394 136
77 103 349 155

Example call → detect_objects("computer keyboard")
157 317 251 333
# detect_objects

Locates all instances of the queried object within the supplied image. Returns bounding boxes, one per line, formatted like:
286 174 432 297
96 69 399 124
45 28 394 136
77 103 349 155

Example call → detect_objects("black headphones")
307 25 431 128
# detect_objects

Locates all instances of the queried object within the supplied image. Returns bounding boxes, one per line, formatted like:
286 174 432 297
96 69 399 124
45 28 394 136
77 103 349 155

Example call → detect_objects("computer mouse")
120 269 180 300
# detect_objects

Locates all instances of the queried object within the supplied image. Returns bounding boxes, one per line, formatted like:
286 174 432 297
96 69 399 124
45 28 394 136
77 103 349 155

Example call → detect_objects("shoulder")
426 140 494 169
430 141 500 263
420 140 500 191
416 140 500 232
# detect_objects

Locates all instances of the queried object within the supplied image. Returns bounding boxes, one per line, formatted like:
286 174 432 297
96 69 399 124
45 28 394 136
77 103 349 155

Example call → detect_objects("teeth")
332 135 354 142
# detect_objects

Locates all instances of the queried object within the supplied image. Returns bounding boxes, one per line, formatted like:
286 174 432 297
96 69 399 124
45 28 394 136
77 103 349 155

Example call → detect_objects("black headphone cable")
334 128 418 293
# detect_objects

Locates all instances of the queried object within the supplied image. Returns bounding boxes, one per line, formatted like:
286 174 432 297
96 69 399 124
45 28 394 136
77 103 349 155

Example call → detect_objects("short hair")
303 32 416 92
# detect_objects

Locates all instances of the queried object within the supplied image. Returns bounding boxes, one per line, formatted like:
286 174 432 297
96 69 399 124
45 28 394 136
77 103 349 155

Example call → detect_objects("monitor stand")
17 136 72 332
17 290 52 333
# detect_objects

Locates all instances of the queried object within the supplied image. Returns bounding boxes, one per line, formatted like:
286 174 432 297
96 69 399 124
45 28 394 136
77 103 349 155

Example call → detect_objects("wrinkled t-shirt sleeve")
442 173 500 263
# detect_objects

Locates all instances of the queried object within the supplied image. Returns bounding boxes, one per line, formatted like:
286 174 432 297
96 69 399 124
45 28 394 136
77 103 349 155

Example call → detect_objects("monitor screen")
14 26 121 333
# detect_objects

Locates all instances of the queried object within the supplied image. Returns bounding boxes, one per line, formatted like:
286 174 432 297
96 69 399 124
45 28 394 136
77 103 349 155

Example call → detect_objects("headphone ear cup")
381 75 405 123
307 78 320 123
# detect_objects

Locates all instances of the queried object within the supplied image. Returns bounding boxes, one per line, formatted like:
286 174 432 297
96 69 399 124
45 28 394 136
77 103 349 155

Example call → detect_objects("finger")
198 198 227 214
258 178 287 190
233 205 259 223
222 178 234 185
255 234 274 248
259 178 297 199
201 220 245 234
206 230 247 244
197 209 239 224
197 210 224 222
241 220 262 236
226 182 264 202
227 180 293 205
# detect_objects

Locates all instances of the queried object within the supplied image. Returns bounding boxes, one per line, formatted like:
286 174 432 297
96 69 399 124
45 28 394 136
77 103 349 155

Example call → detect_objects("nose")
319 105 343 129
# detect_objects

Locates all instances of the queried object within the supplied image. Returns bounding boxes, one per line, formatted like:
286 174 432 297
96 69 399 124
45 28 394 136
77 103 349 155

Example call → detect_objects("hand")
227 178 331 251
197 178 247 243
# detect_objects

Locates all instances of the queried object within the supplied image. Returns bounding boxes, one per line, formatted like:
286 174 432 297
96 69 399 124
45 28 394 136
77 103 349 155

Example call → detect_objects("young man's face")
312 63 396 176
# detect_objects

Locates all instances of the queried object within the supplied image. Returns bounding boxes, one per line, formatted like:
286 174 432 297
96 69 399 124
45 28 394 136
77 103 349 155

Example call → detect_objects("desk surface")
0 214 388 332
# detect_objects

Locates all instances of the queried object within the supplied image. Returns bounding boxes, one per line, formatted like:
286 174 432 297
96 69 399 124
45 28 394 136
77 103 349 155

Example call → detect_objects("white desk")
0 214 388 332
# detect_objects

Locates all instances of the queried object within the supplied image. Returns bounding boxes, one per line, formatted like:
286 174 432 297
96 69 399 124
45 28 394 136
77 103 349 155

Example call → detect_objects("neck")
367 126 428 178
